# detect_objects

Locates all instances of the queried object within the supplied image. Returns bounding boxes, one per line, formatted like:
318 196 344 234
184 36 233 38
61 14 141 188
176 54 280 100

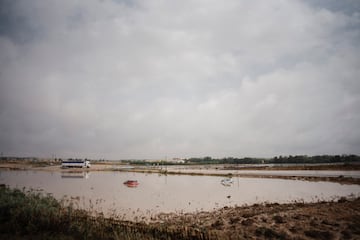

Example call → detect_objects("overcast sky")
0 0 360 159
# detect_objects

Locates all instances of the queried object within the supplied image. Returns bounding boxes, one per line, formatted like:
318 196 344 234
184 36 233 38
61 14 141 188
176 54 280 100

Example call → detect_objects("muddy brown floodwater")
1 170 359 221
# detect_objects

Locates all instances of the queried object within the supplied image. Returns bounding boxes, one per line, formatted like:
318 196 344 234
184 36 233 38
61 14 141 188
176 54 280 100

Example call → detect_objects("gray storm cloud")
0 0 359 159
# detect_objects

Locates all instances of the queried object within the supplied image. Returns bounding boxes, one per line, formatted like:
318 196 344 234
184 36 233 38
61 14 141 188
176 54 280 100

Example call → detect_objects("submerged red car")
123 180 139 188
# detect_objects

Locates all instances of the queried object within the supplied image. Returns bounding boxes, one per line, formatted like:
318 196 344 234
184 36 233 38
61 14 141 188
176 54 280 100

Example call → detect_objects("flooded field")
166 165 360 178
1 170 360 220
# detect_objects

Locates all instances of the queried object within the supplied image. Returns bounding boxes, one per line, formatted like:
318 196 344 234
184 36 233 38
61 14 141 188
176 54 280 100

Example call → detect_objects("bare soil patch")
152 197 360 239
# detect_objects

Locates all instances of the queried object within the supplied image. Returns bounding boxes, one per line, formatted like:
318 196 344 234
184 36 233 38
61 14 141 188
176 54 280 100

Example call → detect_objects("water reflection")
61 171 90 179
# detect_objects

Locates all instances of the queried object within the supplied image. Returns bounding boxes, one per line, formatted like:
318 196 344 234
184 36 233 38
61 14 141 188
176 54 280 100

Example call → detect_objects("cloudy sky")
0 0 359 159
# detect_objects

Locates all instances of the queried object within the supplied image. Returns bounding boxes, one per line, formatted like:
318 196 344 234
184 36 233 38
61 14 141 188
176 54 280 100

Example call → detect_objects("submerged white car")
221 178 234 186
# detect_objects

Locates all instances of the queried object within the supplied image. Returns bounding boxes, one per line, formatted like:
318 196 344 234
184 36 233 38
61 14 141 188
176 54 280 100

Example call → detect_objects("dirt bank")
151 197 360 239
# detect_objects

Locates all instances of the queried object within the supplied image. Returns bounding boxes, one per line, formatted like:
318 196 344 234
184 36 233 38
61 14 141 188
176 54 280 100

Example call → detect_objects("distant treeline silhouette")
186 154 360 165
2 154 359 165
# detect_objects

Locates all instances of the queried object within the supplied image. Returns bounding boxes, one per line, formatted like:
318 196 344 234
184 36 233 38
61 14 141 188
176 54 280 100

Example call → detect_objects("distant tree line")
268 154 360 164
121 155 360 165
185 154 360 165
185 156 264 165
2 154 360 165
